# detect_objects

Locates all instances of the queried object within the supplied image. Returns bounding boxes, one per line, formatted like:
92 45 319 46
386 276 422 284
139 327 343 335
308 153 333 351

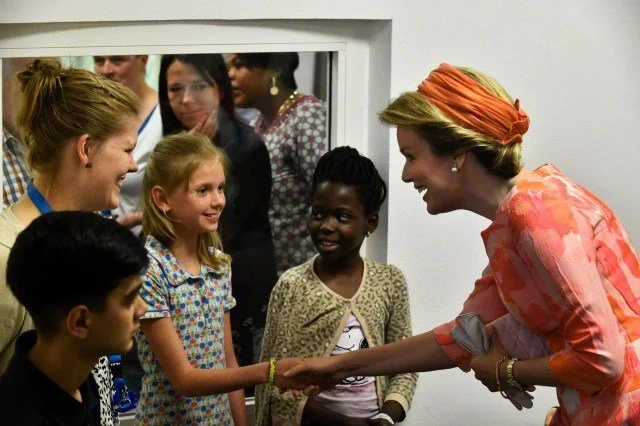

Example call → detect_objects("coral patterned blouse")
433 165 640 425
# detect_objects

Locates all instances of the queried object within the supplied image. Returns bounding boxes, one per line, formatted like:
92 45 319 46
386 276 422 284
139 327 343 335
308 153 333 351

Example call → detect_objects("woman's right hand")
189 108 218 139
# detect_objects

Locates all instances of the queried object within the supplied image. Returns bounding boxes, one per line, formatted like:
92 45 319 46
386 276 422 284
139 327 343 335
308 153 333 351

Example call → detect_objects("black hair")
311 146 387 216
159 54 237 136
6 211 149 335
234 52 299 90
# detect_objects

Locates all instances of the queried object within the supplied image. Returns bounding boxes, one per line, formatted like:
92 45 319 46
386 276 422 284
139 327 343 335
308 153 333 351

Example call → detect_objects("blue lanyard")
27 183 53 214
138 104 158 136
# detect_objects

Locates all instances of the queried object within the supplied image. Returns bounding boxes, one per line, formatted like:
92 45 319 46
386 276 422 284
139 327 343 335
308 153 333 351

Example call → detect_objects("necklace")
277 91 298 116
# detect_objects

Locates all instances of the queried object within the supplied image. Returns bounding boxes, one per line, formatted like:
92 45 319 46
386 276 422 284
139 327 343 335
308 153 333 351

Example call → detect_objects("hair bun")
16 58 62 87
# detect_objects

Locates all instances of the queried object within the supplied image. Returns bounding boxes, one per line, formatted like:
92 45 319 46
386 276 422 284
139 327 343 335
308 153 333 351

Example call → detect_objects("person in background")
2 57 33 206
94 55 163 231
159 54 277 372
0 212 148 426
227 52 328 277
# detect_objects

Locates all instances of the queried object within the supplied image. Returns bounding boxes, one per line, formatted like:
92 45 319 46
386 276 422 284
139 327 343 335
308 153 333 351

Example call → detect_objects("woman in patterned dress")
0 58 141 425
227 52 329 277
285 63 640 425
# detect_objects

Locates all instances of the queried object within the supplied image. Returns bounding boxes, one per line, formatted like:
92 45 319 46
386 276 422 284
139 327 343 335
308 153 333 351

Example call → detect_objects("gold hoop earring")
270 76 279 96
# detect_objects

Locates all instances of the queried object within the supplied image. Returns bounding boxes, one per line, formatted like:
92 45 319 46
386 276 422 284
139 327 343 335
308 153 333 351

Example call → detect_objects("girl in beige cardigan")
255 147 417 426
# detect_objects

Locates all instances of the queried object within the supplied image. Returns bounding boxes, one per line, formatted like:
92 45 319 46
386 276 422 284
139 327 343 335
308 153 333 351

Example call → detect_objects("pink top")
315 314 379 418
433 165 640 425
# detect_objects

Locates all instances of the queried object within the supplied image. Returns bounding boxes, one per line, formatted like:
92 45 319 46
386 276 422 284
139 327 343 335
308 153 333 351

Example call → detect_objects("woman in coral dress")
285 63 640 425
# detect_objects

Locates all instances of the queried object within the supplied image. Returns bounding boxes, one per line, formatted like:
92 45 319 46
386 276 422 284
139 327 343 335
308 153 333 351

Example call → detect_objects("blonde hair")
379 66 523 179
14 58 139 176
142 133 231 271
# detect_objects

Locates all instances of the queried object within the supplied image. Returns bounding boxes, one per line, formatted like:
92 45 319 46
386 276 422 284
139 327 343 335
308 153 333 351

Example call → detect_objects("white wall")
2 2 639 425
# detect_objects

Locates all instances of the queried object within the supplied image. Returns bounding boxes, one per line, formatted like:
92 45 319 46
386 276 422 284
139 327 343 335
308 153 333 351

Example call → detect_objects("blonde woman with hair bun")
284 63 640 426
0 58 140 425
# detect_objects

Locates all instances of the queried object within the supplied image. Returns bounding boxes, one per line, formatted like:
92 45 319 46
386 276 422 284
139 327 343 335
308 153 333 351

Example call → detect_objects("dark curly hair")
311 146 387 216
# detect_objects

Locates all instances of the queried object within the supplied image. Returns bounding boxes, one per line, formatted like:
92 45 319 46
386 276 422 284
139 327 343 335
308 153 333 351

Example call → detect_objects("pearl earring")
451 164 458 173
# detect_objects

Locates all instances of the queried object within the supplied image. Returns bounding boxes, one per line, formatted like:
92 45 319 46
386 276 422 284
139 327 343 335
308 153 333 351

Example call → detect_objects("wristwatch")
370 412 395 424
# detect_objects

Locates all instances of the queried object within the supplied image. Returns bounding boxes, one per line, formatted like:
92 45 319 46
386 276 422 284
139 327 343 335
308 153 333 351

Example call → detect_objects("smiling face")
85 274 147 355
162 159 226 239
166 60 221 129
89 119 139 210
397 125 463 215
309 182 377 262
226 54 272 109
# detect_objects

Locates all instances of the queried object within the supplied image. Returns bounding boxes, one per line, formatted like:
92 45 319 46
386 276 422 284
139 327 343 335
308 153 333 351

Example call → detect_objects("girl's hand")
274 358 334 392
469 339 509 392
284 356 345 386
189 108 218 139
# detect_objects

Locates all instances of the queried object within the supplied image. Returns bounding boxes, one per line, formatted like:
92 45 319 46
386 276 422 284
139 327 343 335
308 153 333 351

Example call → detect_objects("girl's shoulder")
144 236 171 266
363 258 408 290
281 258 314 279
364 258 405 277
273 258 316 292
207 248 232 276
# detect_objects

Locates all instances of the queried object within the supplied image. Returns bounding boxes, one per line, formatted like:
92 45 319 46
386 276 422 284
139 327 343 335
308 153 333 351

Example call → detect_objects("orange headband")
418 63 530 145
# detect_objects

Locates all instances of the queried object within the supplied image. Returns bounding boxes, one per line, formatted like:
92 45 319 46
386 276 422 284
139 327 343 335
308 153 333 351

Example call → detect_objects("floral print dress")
135 236 236 425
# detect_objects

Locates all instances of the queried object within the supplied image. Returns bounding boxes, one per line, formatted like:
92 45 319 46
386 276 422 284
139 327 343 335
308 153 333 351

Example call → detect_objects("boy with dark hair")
0 211 148 425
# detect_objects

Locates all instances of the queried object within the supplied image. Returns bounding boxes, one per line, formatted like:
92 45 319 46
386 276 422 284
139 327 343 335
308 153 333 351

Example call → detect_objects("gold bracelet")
268 357 276 385
506 358 524 391
496 356 511 399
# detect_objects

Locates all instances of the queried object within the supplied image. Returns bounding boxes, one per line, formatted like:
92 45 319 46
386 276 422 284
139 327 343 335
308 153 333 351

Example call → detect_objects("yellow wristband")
269 357 276 385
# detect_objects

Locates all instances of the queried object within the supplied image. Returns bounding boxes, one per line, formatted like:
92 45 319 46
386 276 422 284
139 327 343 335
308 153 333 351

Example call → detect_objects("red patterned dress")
434 165 640 425
254 94 328 276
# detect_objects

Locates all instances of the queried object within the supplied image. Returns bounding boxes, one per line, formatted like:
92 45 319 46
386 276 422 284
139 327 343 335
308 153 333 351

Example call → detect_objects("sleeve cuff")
224 296 237 311
433 323 473 372
548 349 622 393
140 310 170 320
384 392 411 414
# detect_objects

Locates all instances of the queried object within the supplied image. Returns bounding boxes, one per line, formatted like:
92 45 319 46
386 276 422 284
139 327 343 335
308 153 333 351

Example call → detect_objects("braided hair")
311 146 387 216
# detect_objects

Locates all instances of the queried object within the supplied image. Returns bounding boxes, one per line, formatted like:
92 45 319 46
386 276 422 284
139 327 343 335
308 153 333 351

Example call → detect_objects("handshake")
271 357 344 395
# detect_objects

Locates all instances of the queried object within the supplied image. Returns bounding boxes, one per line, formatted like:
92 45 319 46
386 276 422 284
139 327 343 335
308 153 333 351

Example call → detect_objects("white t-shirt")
314 314 379 418
112 104 162 232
